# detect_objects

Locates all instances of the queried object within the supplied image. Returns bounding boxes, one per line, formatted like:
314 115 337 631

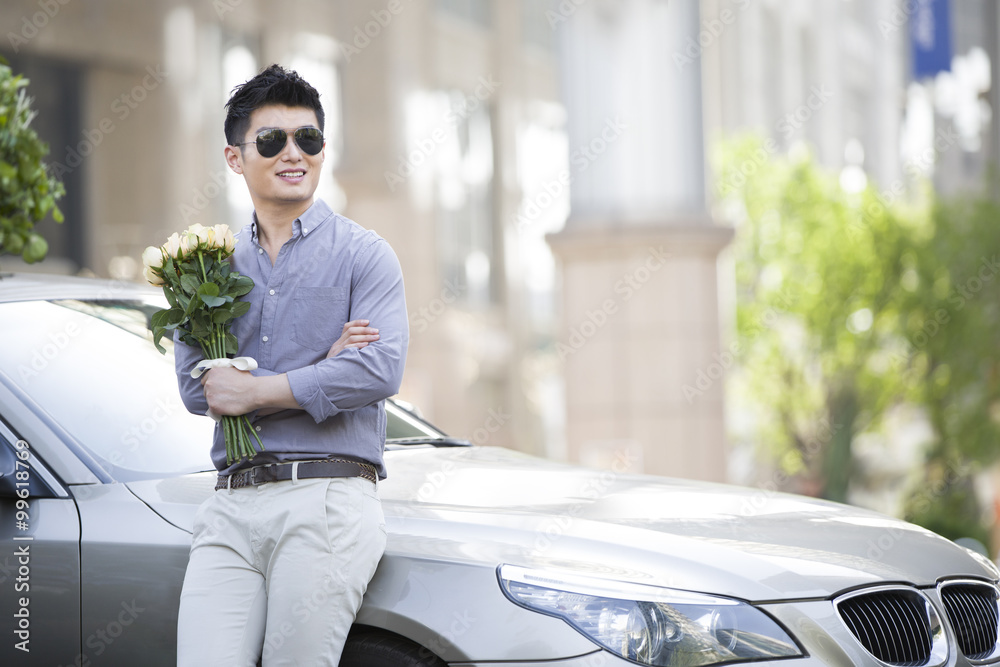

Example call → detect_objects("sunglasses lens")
293 128 323 155
255 129 287 158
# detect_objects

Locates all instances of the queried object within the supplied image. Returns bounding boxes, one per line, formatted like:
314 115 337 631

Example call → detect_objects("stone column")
548 0 733 481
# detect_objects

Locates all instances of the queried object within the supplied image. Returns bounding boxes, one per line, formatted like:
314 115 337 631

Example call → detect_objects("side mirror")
0 440 53 499
0 442 18 496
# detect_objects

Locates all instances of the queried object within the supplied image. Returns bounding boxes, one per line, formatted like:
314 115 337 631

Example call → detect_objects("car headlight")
498 565 803 666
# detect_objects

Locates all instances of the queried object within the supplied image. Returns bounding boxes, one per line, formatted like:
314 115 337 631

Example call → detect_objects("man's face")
227 104 325 213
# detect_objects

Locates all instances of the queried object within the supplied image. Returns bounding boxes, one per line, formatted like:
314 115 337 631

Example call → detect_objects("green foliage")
718 134 999 546
893 191 1000 539
0 58 64 265
719 136 918 501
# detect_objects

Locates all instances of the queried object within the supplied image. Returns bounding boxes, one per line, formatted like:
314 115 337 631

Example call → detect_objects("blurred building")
703 0 909 196
0 0 741 481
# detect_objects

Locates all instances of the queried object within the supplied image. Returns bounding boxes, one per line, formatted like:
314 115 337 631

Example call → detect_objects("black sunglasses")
235 127 324 158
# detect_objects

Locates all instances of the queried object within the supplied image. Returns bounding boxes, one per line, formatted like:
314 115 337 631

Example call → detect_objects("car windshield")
0 297 444 481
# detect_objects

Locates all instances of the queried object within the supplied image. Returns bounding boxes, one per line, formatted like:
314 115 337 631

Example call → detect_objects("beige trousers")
176 475 386 666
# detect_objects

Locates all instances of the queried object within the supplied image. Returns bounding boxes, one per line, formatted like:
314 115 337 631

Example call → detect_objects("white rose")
195 225 215 248
143 266 166 286
162 233 182 259
179 232 196 257
215 224 236 253
141 245 164 270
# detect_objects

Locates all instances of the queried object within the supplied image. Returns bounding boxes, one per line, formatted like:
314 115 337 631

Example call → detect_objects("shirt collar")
249 198 334 243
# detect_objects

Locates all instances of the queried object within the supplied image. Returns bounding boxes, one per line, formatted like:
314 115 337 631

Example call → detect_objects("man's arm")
174 333 210 416
201 239 407 421
285 237 408 422
200 320 382 416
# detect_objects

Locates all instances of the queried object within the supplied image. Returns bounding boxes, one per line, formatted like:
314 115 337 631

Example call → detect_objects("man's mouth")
278 170 305 179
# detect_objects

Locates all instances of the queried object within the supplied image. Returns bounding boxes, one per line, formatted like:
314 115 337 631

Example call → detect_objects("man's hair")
224 64 325 146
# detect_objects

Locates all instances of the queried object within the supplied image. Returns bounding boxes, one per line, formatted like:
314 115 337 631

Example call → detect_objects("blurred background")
3 0 1000 554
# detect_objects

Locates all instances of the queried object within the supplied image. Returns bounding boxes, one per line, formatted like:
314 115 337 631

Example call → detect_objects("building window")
432 91 497 308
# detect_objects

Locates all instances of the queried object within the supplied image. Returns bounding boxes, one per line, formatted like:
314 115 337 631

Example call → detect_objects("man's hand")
200 366 260 416
327 319 379 358
201 367 301 416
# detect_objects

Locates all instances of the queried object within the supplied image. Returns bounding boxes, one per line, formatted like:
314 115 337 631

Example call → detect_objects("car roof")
0 272 158 303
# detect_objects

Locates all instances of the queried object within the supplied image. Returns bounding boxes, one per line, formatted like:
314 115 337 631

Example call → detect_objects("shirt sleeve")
285 237 409 423
173 332 209 416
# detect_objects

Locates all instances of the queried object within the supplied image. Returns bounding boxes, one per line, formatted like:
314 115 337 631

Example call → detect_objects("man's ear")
224 144 244 175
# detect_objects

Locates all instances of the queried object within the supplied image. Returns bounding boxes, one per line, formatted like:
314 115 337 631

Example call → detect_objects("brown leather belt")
215 458 378 491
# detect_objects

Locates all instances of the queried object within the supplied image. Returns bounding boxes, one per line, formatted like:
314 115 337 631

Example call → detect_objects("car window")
0 299 215 480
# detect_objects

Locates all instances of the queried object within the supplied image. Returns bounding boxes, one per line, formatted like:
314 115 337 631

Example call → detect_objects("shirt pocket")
291 286 349 351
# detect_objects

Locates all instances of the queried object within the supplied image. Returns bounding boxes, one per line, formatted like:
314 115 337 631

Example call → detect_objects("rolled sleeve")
286 364 328 422
173 333 209 416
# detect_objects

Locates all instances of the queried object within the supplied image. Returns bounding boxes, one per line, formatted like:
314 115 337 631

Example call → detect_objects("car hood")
125 446 998 602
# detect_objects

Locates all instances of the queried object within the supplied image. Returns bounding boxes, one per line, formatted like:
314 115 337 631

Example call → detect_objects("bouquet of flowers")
141 223 263 464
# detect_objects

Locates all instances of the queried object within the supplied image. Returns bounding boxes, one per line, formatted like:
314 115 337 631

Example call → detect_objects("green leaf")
230 300 251 319
224 332 238 355
163 285 178 309
180 273 201 295
150 308 171 330
200 295 227 308
152 328 167 354
21 233 46 263
198 282 220 297
212 308 234 324
228 275 254 297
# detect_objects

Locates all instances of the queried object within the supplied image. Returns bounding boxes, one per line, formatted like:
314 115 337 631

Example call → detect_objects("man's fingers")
341 319 370 333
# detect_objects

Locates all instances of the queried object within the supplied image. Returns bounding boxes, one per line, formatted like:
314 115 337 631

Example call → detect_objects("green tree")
0 57 64 266
895 192 1000 546
717 136 919 502
718 135 999 548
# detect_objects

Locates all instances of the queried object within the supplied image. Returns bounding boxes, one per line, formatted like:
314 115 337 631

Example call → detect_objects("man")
174 64 408 666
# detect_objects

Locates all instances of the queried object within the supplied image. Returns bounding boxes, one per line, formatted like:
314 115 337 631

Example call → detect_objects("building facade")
2 0 741 481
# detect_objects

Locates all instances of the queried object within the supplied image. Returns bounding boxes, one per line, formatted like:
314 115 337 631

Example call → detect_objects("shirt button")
303 228 308 233
258 248 264 254
255 426 262 432
262 336 269 342
269 289 275 295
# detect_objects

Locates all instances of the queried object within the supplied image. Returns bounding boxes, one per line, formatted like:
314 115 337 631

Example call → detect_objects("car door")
0 417 82 666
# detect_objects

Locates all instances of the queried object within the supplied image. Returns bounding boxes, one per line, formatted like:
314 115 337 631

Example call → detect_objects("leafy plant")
0 57 64 265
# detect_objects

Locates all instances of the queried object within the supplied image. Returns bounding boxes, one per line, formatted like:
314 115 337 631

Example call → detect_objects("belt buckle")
248 465 263 486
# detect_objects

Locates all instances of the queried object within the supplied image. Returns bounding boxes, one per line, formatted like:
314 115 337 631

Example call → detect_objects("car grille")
836 588 935 666
940 581 1000 660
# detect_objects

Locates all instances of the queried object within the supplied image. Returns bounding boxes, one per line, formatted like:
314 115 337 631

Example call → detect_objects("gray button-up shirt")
174 199 408 477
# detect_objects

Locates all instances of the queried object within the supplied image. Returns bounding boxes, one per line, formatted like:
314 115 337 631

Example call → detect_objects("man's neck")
253 198 314 261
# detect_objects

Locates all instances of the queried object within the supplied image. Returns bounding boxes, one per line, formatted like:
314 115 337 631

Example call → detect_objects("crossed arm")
199 319 379 416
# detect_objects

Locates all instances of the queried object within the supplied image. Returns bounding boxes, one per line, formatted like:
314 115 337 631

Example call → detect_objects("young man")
173 64 408 666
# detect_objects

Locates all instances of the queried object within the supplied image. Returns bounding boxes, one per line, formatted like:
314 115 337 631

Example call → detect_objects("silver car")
1 272 999 667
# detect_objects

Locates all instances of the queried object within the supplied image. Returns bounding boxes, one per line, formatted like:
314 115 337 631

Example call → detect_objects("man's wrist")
253 373 301 411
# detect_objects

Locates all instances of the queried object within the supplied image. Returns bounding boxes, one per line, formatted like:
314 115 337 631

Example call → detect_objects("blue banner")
911 0 952 79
